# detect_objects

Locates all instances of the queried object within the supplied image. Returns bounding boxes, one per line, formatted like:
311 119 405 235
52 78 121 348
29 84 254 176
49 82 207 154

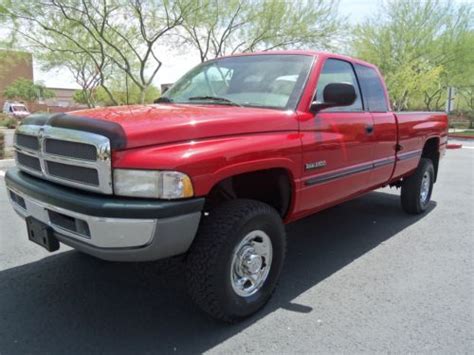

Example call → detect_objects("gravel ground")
0 147 472 354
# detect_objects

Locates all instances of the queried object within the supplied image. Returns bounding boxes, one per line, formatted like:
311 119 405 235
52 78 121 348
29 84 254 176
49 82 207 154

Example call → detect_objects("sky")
31 0 400 90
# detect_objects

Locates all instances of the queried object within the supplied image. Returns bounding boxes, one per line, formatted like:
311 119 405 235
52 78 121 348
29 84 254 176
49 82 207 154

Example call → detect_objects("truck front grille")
44 139 98 161
16 152 41 171
16 134 39 151
14 125 112 194
46 161 100 186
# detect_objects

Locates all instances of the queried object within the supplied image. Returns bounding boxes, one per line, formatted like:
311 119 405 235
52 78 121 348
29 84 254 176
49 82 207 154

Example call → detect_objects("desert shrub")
0 115 18 129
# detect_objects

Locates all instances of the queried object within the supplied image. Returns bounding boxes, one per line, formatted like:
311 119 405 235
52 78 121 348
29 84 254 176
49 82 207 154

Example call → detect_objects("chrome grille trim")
14 125 113 194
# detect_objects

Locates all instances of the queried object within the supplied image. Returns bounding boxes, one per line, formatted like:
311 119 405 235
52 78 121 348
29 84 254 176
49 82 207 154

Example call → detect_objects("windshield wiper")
188 96 242 107
154 96 173 103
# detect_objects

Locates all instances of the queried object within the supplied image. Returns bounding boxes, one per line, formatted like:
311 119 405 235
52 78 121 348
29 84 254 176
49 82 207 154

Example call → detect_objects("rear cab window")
353 64 388 112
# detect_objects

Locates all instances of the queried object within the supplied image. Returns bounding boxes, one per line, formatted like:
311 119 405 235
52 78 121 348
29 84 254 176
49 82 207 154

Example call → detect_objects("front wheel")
401 158 434 214
185 199 286 322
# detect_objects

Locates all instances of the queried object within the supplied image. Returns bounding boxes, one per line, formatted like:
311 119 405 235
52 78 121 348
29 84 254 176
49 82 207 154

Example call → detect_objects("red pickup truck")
6 51 447 322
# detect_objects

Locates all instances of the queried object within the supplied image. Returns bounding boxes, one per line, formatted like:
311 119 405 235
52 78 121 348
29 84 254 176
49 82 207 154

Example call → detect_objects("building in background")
0 50 33 109
1 50 85 113
40 87 82 108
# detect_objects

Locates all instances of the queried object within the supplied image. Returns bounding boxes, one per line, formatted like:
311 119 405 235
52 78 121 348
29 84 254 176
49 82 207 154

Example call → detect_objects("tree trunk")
87 90 96 108
82 89 94 108
139 88 146 104
100 84 118 106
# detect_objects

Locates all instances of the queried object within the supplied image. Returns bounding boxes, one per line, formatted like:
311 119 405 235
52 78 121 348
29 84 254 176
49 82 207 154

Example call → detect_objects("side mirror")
310 82 357 112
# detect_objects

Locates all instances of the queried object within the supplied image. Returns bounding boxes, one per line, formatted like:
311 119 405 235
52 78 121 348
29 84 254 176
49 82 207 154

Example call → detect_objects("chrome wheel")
230 230 273 297
420 171 431 205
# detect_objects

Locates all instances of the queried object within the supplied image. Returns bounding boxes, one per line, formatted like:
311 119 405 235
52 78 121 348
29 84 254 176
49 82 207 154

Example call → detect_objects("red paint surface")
71 51 448 223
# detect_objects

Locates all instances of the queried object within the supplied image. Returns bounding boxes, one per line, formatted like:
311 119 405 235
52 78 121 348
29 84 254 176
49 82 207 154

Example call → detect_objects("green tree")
2 0 193 104
72 89 92 106
457 87 474 128
179 0 344 62
2 0 346 105
352 0 473 111
92 79 160 106
43 53 107 108
3 78 55 102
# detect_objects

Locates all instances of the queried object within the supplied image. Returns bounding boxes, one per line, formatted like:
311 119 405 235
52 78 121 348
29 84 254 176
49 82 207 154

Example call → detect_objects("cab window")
354 64 388 112
316 59 363 112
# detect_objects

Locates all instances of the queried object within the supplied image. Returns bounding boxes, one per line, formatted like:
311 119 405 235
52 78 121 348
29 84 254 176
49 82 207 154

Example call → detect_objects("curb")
448 134 474 140
0 159 15 169
447 144 462 149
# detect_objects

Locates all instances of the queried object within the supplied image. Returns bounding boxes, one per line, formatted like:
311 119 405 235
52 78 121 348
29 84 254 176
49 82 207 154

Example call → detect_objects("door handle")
365 124 374 135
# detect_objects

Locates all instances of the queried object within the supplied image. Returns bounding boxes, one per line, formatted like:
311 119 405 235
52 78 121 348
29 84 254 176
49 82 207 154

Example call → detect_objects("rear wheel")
185 199 286 322
401 158 434 214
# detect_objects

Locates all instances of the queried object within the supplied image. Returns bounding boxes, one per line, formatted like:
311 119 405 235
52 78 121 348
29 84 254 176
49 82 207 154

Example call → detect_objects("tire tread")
185 199 285 322
401 158 434 214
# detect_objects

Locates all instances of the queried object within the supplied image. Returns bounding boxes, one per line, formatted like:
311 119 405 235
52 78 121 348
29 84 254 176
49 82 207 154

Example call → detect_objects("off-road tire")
401 158 434 214
185 199 286 323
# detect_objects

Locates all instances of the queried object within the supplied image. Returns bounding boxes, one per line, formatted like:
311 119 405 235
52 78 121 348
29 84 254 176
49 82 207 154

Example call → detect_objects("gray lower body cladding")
5 168 204 262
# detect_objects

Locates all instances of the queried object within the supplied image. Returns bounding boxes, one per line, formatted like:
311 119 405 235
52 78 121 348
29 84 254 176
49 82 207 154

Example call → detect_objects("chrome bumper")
5 168 204 262
9 186 157 248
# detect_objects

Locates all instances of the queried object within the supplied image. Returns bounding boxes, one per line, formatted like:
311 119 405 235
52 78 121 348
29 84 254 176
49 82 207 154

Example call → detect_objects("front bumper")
5 168 204 261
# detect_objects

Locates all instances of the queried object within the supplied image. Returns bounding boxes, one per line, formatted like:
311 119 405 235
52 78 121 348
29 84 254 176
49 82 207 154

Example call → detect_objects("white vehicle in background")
3 102 30 119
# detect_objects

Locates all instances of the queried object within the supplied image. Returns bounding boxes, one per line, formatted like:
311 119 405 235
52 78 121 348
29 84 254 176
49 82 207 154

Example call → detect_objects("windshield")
163 54 314 110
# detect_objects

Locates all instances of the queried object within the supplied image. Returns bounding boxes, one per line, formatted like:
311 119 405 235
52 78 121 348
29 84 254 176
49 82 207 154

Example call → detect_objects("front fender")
112 133 303 196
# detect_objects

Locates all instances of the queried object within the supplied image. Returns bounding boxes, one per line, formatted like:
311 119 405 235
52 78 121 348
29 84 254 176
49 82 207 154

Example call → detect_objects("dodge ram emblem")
305 160 327 170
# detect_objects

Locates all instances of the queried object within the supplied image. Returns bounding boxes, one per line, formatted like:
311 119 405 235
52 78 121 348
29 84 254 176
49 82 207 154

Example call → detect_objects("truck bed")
392 111 448 181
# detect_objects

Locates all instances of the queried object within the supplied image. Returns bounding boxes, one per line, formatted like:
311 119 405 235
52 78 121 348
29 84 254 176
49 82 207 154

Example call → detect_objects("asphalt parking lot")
0 144 473 354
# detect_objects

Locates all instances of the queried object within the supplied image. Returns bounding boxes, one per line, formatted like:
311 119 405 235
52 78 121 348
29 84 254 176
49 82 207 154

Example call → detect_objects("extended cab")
5 51 448 322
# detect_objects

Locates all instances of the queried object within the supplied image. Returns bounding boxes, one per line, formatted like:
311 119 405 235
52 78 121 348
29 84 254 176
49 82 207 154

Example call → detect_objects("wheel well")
422 138 440 181
205 168 292 218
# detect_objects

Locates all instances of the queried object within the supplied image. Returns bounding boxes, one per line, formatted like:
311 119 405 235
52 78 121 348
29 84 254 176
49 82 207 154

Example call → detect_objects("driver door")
298 58 375 214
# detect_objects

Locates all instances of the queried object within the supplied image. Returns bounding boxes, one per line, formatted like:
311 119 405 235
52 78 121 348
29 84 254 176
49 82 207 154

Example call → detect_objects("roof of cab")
218 50 378 69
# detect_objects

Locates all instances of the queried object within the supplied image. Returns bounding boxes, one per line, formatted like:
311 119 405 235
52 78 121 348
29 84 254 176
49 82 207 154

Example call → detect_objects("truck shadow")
0 190 436 354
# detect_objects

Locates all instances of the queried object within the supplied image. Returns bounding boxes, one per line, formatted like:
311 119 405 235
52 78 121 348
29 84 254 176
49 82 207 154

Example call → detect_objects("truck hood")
71 104 297 149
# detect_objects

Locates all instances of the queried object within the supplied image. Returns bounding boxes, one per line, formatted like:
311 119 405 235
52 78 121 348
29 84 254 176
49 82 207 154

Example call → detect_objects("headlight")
113 169 194 199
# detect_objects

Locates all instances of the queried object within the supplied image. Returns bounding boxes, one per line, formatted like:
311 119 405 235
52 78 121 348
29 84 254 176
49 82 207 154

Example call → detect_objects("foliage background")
0 0 472 115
